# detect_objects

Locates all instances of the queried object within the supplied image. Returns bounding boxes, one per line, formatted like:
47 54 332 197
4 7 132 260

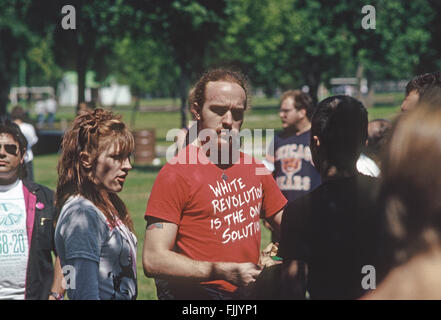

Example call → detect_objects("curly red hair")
55 109 135 231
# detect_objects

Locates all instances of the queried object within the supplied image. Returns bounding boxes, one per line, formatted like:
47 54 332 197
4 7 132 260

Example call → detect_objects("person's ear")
191 102 201 121
299 108 307 119
80 152 93 169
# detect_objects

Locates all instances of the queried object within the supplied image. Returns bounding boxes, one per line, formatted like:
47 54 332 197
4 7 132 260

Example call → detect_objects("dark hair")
0 117 28 179
405 71 441 97
418 86 441 107
381 104 441 265
280 90 314 120
366 119 391 158
311 95 368 172
10 106 27 122
55 109 134 231
193 68 250 110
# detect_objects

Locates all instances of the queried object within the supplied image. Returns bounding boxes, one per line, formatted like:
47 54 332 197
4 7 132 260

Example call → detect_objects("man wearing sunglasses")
0 118 63 300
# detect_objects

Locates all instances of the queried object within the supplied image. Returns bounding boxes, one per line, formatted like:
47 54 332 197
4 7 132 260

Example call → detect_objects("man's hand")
213 262 262 287
259 242 282 268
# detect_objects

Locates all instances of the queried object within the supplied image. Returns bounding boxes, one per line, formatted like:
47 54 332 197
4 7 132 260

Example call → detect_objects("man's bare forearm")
143 248 260 286
144 248 216 281
143 221 261 286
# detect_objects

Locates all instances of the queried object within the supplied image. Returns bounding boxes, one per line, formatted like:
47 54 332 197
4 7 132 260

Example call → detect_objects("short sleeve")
278 200 309 262
66 258 100 300
19 123 38 147
145 164 190 225
260 169 287 219
27 124 38 146
58 207 107 263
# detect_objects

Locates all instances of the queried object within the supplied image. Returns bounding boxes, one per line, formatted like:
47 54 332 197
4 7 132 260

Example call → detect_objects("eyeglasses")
0 144 19 156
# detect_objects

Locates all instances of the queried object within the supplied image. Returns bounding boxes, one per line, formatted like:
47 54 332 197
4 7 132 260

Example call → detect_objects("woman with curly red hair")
54 109 137 300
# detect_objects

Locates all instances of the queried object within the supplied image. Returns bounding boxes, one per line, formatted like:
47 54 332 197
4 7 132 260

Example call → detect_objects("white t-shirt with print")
0 180 29 300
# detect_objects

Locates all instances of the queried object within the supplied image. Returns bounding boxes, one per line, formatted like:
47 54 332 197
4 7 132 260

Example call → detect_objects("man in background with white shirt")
11 106 38 181
357 119 391 177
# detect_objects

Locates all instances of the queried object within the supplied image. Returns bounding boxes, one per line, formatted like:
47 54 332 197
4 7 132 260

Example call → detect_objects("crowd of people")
0 69 440 300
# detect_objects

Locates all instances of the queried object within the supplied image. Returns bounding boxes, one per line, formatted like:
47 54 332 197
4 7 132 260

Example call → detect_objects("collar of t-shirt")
0 179 20 193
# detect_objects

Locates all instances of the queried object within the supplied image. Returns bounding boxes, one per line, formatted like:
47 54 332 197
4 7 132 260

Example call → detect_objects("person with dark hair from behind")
401 71 441 112
279 95 385 300
10 106 39 181
0 118 64 300
364 102 441 299
356 119 391 177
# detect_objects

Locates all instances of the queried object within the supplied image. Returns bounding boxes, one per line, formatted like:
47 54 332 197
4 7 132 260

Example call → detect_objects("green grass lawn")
33 97 401 300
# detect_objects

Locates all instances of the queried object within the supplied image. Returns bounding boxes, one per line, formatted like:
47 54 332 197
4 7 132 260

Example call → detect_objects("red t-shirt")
145 145 287 292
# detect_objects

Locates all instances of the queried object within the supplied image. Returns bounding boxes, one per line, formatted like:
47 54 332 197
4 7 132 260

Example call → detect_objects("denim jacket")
22 179 56 300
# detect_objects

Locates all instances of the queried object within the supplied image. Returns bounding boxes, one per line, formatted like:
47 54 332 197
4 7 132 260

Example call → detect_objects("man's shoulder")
19 122 35 130
275 129 311 145
22 179 54 196
152 160 195 191
159 159 191 178
284 191 315 223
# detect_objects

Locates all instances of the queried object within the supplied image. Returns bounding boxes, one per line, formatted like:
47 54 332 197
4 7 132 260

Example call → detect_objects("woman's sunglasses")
0 144 19 156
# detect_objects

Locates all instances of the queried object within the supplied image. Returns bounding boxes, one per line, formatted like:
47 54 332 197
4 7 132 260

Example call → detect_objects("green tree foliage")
26 34 64 89
26 0 135 111
2 0 440 117
0 0 34 115
221 0 359 102
129 0 229 127
355 0 433 83
111 35 180 99
221 0 435 102
413 0 441 74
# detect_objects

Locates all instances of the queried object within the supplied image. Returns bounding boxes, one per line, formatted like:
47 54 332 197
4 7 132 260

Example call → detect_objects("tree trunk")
77 63 86 114
0 80 9 117
130 95 140 129
179 72 189 129
76 25 91 114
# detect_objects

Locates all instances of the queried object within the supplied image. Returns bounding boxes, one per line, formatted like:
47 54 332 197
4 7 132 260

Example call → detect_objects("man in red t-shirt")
142 69 287 299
